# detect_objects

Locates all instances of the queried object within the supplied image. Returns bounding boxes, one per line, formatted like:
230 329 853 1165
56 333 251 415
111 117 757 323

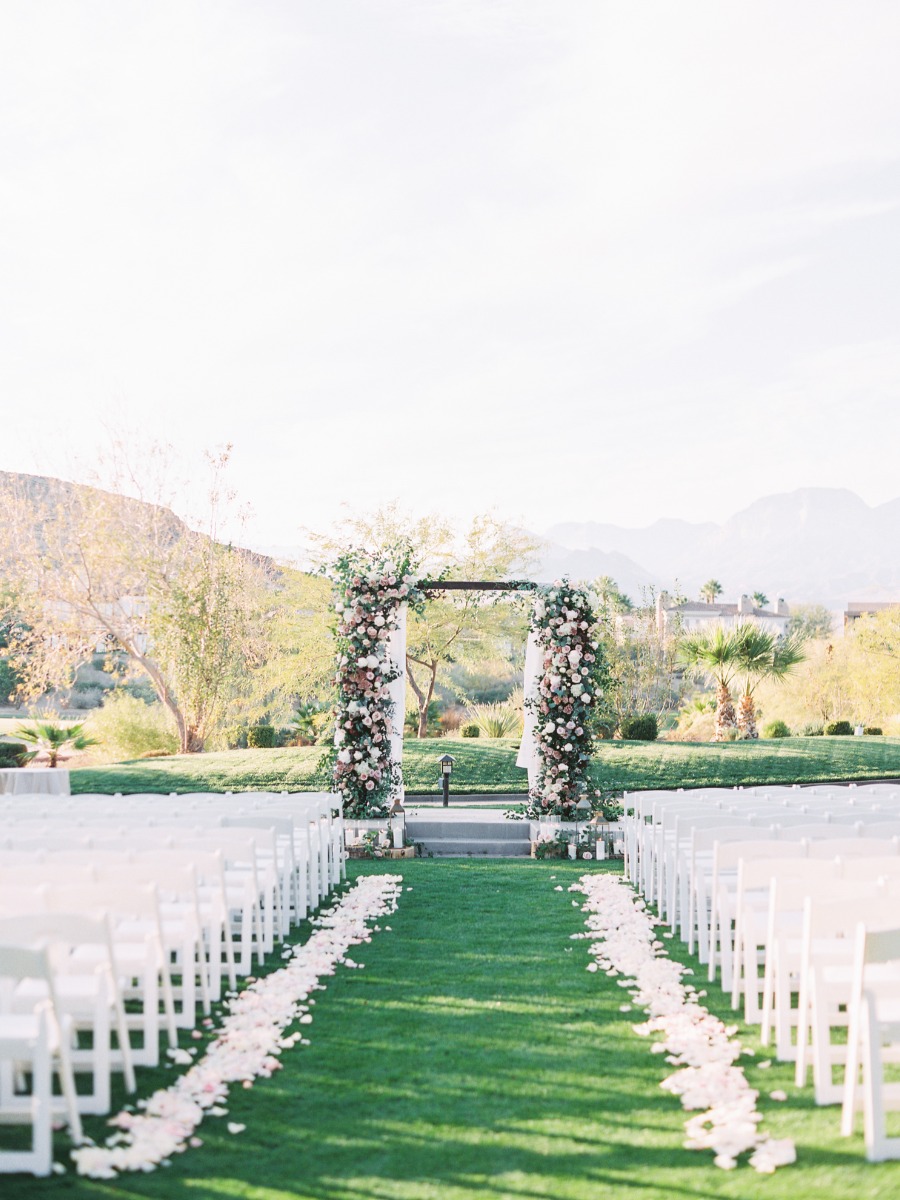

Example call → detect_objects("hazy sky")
2 1 900 549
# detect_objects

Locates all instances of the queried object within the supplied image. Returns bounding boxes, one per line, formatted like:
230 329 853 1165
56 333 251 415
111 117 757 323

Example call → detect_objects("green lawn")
7 859 899 1199
68 735 900 795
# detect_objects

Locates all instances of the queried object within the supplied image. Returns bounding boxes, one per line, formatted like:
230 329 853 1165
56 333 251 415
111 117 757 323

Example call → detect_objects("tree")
787 604 834 642
732 626 805 738
700 579 723 604
314 507 538 737
0 581 28 704
752 591 769 609
0 446 278 754
678 625 743 739
594 575 633 614
852 607 900 660
13 717 97 767
597 584 683 729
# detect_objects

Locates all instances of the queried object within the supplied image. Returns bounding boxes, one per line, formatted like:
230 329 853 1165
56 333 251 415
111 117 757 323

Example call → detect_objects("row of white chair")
0 789 346 1175
622 786 900 1159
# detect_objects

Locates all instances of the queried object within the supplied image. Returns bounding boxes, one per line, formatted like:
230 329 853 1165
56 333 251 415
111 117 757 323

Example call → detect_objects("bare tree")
0 447 275 753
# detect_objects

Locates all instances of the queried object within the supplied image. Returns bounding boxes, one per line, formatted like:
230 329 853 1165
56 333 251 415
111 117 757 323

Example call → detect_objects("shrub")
762 719 791 738
67 690 104 711
0 657 22 703
88 692 179 761
619 714 658 741
801 723 824 736
460 722 480 738
0 741 32 768
864 726 884 736
824 720 853 736
466 702 521 739
247 724 275 748
223 726 248 749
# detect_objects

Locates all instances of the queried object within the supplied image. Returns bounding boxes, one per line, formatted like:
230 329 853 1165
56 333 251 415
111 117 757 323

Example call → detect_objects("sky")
2 1 900 551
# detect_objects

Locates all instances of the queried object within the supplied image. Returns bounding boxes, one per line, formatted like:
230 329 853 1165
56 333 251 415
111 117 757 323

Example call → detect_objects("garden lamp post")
389 796 405 850
439 754 454 808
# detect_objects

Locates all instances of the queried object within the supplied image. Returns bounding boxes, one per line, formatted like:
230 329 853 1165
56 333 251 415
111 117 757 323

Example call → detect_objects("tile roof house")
656 592 790 638
844 601 898 627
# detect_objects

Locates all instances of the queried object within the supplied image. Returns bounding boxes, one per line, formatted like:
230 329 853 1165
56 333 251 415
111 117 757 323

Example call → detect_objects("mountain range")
538 488 900 610
4 474 896 612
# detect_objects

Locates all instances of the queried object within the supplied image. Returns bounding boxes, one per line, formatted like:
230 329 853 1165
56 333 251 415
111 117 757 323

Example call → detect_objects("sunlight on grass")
7 858 900 1200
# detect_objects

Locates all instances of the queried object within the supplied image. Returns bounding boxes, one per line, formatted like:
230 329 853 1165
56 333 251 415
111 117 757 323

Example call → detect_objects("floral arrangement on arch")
327 547 426 818
527 578 608 818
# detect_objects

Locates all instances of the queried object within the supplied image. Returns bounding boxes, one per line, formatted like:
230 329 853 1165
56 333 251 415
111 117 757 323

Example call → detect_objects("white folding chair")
0 945 83 1175
794 885 893 1105
731 857 836 1025
0 913 136 1115
842 925 900 1158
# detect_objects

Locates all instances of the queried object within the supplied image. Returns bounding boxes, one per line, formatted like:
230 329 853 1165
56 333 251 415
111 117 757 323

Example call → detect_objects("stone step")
406 820 526 842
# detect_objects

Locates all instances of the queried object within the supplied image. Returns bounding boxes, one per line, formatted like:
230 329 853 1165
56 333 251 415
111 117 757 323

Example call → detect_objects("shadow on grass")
4 859 899 1200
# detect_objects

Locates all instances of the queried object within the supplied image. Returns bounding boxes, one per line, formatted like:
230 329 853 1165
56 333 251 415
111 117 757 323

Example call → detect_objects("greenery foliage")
0 740 33 768
247 724 276 748
527 579 609 817
459 721 480 738
13 716 97 767
824 719 853 736
762 719 791 738
313 506 537 738
465 700 521 738
600 587 684 728
678 625 742 740
619 713 659 741
732 625 805 739
786 603 835 641
326 545 427 817
87 692 178 761
699 578 723 603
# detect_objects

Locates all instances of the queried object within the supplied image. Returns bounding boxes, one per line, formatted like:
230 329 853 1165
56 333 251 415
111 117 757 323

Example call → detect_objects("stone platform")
404 803 530 857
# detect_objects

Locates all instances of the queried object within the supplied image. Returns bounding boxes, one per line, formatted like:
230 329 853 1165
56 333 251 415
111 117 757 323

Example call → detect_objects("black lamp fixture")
439 753 454 807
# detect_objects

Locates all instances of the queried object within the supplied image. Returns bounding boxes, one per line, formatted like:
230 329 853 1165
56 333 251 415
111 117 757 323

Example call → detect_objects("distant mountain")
0 471 276 573
544 487 900 609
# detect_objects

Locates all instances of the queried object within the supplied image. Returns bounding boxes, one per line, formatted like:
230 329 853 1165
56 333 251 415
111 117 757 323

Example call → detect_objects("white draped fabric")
387 605 407 803
515 629 542 790
0 768 71 795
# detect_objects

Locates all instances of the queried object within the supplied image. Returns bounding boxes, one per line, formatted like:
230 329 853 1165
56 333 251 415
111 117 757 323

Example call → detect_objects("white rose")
337 749 351 763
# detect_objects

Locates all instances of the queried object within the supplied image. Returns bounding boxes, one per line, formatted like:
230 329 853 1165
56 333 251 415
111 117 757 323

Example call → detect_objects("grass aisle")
9 860 900 1199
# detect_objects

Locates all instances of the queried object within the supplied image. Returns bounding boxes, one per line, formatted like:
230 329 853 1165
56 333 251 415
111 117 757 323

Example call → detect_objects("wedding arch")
326 551 606 819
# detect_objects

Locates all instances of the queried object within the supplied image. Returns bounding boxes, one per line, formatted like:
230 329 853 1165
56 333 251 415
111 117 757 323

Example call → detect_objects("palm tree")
752 591 770 609
733 626 806 739
678 625 743 740
14 717 98 768
700 579 723 604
